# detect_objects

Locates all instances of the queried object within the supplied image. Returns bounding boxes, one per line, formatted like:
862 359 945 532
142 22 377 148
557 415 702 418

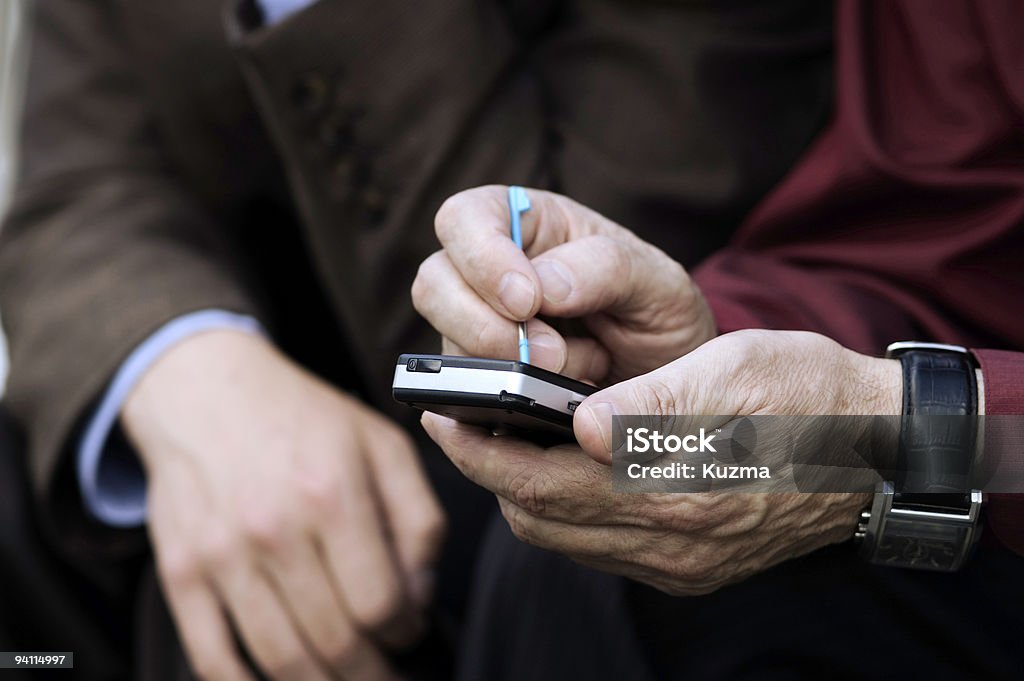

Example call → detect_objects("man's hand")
422 330 901 596
412 186 716 383
122 330 445 681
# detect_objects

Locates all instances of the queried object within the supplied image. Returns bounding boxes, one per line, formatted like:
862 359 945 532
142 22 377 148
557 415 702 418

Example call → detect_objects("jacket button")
363 185 388 225
291 73 329 116
329 156 354 187
318 112 354 155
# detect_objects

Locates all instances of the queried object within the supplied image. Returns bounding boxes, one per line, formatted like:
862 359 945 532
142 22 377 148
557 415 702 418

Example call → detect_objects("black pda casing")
392 354 596 445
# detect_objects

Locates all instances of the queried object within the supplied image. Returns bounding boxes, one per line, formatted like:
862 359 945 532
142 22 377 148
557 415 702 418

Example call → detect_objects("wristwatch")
855 342 983 572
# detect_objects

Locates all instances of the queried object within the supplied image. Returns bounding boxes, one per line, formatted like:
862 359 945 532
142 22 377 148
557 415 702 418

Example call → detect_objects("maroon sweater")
692 0 1024 555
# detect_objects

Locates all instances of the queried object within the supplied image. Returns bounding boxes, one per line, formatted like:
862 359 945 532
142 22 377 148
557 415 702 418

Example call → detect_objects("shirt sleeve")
77 310 264 527
254 0 318 25
972 349 1024 556
690 1 1024 556
692 0 1024 356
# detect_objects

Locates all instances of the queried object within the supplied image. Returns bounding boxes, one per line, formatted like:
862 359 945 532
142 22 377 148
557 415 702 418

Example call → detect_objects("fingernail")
534 260 573 304
529 334 565 371
409 568 436 609
498 271 536 319
584 401 618 453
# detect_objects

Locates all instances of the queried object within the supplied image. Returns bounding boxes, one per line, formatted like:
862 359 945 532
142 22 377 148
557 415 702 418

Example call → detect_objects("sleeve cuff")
255 0 318 25
77 310 265 527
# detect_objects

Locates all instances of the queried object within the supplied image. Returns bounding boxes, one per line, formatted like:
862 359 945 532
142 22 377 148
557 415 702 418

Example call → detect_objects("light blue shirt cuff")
77 310 265 527
256 0 317 25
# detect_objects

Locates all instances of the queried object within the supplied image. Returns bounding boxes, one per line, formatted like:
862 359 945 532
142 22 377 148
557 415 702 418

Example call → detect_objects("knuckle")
189 652 229 681
586 235 632 305
158 548 202 590
435 190 478 241
671 552 716 583
471 315 511 355
198 526 240 571
409 508 447 562
720 331 777 406
321 626 361 669
505 468 553 516
294 468 343 516
237 505 288 553
672 508 714 534
673 539 727 585
380 429 419 467
659 260 693 307
681 504 718 534
722 330 766 372
384 428 417 457
351 581 404 632
433 197 459 241
259 642 307 680
631 376 678 416
654 496 718 534
411 253 442 313
502 503 538 545
638 500 681 531
601 235 632 277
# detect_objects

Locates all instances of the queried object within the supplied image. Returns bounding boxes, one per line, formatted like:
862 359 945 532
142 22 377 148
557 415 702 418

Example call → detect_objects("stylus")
508 186 532 364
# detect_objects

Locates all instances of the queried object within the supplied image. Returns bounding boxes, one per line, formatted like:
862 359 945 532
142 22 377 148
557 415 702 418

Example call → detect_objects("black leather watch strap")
894 349 978 510
858 343 982 571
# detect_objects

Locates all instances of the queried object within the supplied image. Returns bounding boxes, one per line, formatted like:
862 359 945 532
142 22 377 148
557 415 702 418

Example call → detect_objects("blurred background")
0 0 26 395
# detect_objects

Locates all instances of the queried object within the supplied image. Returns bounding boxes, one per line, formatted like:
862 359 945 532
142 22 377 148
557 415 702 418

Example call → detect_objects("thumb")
573 361 692 465
572 335 749 463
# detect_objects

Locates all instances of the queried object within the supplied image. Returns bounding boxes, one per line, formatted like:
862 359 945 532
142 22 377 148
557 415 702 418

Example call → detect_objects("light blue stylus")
508 186 531 364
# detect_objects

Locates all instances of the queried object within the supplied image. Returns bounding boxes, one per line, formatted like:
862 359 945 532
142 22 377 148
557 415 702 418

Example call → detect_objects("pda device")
392 354 595 444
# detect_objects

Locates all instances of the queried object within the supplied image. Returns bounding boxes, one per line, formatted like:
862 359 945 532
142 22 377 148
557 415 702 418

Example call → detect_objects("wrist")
121 329 279 466
845 352 902 416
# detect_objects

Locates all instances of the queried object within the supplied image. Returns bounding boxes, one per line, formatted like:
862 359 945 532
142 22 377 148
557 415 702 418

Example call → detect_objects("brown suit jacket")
0 0 833 550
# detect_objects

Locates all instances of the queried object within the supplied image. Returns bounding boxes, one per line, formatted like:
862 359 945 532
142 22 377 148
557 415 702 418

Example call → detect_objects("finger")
263 538 396 679
158 567 255 681
562 336 611 383
216 567 331 681
420 412 642 525
363 419 446 610
433 187 541 320
496 496 649 559
317 450 417 649
414 249 569 371
150 464 255 681
496 498 733 597
531 234 695 325
433 186 617 321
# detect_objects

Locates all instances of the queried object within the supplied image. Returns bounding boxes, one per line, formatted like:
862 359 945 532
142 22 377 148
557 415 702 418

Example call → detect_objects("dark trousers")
458 513 1024 681
0 408 456 681
0 407 283 681
6 407 1023 680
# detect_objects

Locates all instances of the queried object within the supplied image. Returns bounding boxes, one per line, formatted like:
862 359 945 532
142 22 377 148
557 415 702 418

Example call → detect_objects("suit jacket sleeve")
0 0 264 544
691 0 1024 554
0 0 558 553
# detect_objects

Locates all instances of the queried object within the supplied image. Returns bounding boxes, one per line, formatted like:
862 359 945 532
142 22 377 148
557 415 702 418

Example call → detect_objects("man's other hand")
122 330 445 681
